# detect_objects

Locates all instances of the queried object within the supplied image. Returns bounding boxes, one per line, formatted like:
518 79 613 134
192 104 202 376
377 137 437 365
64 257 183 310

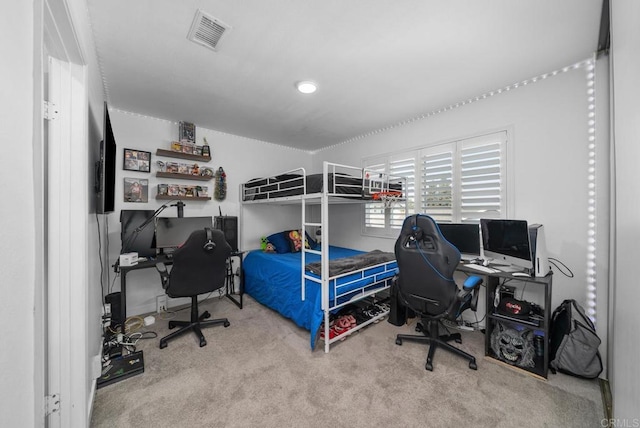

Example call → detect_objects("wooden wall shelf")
156 149 211 162
156 195 211 201
156 172 212 181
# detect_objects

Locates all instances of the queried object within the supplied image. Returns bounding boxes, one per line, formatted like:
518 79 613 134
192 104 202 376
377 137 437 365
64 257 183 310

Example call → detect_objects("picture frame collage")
123 148 151 203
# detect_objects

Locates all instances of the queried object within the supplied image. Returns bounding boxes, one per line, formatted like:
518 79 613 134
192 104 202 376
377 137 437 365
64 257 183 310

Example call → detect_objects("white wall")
313 63 610 355
611 0 640 421
0 3 37 426
107 110 311 315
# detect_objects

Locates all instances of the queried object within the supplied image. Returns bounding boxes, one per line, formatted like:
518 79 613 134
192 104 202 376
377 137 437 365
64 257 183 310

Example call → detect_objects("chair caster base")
223 320 230 328
455 337 462 344
396 338 403 345
425 361 433 371
469 360 477 370
199 338 207 347
159 340 167 349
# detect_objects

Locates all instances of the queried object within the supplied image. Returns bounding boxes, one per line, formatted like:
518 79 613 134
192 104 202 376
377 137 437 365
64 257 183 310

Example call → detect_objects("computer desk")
115 251 244 335
456 262 553 379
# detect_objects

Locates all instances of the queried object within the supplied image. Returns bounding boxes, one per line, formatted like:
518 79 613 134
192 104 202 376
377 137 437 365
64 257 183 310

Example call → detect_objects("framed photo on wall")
123 178 149 203
123 149 151 173
179 121 196 143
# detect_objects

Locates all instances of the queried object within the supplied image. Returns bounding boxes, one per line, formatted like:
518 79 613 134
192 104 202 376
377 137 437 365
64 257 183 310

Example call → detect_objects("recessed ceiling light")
296 81 317 94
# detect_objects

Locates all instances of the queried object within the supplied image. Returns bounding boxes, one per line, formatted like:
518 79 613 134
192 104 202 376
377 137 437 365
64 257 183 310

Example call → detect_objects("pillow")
286 230 317 252
266 232 290 254
285 230 302 253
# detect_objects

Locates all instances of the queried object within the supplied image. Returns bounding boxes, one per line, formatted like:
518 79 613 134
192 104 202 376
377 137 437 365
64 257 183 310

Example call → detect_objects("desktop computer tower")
529 224 551 277
214 216 238 252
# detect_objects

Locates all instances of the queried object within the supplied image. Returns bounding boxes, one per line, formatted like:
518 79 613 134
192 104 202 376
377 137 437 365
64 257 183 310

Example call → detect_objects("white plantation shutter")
364 161 386 228
459 132 506 221
362 130 507 236
420 145 454 222
389 155 415 228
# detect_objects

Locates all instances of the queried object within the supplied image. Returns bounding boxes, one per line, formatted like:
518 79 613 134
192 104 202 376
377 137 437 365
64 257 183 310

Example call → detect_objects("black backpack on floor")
548 299 603 379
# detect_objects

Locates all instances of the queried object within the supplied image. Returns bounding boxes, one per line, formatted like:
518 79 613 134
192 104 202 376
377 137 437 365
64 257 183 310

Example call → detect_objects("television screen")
96 102 116 214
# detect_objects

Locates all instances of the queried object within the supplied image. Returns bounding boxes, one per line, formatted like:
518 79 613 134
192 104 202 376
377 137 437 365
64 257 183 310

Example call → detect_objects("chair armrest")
155 262 170 289
463 275 483 290
458 275 483 312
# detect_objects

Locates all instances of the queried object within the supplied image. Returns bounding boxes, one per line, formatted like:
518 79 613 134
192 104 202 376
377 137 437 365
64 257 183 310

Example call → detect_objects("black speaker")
105 292 122 327
214 216 238 252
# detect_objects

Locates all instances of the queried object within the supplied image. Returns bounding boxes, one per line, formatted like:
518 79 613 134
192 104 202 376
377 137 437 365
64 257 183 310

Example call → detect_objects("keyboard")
463 264 500 274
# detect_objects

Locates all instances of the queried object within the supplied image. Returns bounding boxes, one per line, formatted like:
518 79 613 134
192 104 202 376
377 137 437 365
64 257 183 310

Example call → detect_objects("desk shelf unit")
459 265 552 379
485 271 552 379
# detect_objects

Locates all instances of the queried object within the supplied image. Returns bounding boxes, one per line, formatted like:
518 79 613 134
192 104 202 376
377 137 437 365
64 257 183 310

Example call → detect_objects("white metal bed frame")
240 161 406 352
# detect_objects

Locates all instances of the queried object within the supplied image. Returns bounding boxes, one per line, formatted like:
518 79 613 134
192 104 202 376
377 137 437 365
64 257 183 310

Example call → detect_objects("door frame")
42 0 90 426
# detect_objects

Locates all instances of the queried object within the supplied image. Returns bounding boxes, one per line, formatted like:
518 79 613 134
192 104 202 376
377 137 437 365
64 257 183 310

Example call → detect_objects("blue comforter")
243 246 395 350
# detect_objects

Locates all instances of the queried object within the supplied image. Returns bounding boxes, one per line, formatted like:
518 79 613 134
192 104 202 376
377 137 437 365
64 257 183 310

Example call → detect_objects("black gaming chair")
394 214 483 371
155 227 231 349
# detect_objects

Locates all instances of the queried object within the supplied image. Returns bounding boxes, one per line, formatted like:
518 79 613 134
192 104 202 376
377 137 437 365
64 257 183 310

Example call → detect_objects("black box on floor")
97 350 144 389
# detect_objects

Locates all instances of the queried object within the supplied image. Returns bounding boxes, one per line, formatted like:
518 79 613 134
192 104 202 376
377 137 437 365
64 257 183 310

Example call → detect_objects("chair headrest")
410 215 424 241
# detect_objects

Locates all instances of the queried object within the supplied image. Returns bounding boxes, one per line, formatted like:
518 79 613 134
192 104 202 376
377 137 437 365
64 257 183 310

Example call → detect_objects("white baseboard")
127 292 227 317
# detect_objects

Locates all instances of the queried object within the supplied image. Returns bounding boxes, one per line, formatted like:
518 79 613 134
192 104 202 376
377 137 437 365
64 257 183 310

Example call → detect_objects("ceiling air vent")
187 10 231 51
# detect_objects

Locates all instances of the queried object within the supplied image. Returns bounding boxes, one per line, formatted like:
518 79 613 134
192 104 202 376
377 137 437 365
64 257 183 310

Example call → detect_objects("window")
363 130 507 236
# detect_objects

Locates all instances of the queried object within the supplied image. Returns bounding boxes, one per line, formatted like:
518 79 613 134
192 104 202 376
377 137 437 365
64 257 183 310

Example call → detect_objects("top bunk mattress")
242 172 403 202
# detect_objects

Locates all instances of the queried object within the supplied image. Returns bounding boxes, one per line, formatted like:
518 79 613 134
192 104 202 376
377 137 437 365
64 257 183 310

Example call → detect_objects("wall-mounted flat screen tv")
95 102 116 214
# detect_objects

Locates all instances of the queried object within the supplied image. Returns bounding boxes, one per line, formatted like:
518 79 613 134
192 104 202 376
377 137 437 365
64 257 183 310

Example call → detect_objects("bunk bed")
240 162 405 353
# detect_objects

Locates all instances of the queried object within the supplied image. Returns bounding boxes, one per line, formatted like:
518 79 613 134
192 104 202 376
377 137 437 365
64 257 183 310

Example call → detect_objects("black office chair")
155 227 231 349
394 214 483 371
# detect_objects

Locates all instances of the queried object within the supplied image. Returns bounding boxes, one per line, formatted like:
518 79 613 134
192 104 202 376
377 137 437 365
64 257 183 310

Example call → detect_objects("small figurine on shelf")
192 163 200 175
202 137 211 158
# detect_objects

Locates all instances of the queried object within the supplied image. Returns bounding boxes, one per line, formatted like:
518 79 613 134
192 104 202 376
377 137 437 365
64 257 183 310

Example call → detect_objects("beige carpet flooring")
91 295 604 428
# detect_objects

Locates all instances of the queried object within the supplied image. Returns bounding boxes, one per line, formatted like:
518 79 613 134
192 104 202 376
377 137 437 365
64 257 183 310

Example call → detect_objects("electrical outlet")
156 295 167 313
102 303 111 316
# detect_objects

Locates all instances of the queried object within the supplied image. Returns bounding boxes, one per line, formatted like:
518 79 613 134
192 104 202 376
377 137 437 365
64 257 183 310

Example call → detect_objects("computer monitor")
120 210 156 257
155 216 213 249
437 222 481 260
480 218 532 270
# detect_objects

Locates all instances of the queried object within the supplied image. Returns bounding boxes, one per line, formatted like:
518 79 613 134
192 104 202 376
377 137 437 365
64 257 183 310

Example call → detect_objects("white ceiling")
87 0 603 152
